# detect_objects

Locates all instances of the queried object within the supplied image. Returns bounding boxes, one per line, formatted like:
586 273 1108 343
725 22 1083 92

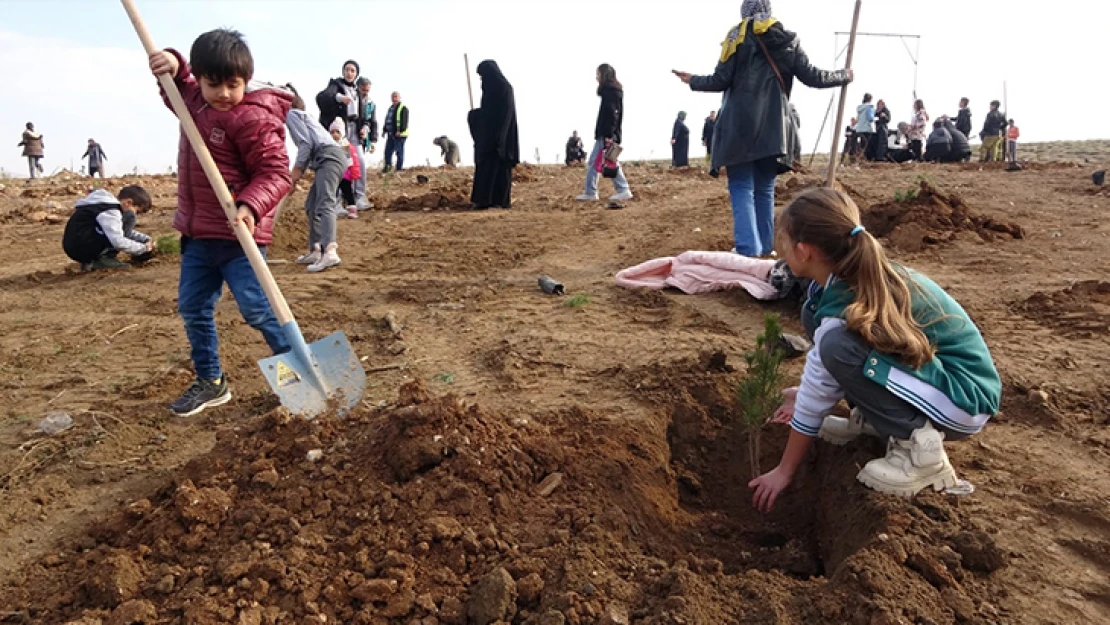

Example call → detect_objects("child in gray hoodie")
62 186 153 271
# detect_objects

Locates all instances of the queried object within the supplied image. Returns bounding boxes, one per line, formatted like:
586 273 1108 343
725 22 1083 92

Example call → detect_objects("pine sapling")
735 313 788 480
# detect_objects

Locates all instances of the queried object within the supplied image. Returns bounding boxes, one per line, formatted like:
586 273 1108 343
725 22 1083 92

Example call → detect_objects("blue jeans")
583 139 629 197
726 158 778 256
384 135 407 171
178 238 289 381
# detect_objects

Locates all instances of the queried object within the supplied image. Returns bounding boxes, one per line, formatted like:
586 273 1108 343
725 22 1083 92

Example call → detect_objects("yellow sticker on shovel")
275 361 301 388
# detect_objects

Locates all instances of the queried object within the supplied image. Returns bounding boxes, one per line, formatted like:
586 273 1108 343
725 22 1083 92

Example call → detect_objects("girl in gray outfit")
286 87 346 273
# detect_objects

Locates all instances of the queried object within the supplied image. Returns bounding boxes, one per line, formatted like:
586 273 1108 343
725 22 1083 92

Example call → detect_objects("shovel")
121 0 364 418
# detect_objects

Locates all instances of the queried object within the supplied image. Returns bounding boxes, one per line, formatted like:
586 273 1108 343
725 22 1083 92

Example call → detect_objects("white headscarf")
741 0 773 20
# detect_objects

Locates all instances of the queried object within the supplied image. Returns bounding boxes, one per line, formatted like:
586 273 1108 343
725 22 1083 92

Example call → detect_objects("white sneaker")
819 408 880 446
856 421 958 497
609 190 634 201
576 193 599 201
355 199 372 210
307 244 341 273
296 244 321 265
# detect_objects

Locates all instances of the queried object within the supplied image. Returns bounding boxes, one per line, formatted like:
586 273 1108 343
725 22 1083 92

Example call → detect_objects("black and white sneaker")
170 375 231 417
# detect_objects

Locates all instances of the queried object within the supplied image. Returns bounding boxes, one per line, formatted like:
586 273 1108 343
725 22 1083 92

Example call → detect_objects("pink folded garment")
615 251 779 299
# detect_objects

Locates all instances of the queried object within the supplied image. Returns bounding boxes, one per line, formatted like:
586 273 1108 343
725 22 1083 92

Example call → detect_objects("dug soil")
1 155 1109 624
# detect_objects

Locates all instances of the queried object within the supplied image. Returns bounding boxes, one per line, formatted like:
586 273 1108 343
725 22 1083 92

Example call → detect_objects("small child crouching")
62 186 153 271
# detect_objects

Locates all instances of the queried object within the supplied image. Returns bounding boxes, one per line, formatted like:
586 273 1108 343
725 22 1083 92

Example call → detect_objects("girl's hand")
770 387 799 424
749 466 793 513
233 205 256 236
672 70 692 84
149 50 179 77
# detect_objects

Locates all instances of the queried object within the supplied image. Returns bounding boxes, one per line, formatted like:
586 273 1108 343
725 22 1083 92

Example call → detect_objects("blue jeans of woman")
583 139 630 197
726 157 777 256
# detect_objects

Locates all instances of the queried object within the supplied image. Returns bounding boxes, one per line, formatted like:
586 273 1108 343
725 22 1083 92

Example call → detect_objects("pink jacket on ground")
160 49 292 246
615 251 779 299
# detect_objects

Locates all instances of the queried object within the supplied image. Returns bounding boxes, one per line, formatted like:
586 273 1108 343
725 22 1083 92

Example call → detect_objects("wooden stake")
825 0 862 188
464 54 475 110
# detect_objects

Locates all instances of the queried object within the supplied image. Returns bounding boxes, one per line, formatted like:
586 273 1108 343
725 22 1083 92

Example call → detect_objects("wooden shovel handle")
120 0 295 325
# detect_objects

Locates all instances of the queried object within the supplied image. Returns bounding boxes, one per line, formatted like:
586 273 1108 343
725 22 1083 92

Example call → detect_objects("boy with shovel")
148 29 294 416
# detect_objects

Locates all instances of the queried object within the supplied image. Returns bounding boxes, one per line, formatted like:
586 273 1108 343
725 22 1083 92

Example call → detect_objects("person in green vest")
382 91 409 172
751 187 1001 511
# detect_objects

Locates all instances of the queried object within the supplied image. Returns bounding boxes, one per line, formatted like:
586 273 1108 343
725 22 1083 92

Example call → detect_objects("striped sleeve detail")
790 318 847 437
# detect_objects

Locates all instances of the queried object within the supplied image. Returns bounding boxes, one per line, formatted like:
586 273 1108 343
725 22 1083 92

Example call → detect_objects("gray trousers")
802 304 968 441
306 145 346 250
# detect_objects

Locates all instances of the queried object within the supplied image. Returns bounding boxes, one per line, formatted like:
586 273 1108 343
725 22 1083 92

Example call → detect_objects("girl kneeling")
751 188 1001 512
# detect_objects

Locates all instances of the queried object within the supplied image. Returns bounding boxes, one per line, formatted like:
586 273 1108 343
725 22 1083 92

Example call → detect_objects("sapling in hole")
735 313 788 480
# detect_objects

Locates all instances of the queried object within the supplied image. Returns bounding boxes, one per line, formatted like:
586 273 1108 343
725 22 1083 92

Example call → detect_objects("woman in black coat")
866 99 891 161
468 60 519 210
672 0 851 256
671 111 690 167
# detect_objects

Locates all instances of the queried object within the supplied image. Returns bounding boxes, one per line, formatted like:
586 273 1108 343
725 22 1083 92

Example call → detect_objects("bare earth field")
0 143 1108 624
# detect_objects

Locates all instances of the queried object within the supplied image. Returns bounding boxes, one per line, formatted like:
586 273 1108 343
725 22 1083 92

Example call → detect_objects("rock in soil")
467 567 517 625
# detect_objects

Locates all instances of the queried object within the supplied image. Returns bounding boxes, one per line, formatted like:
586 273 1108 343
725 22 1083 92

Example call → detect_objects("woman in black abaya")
468 60 519 209
671 111 690 167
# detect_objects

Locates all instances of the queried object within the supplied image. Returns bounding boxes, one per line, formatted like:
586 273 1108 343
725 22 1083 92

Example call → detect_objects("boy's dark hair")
285 83 305 110
190 29 253 83
990 100 1000 107
863 93 872 102
356 77 371 87
118 185 152 211
960 97 969 105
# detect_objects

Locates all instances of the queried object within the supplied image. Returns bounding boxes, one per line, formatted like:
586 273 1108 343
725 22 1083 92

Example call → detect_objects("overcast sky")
2 0 1106 177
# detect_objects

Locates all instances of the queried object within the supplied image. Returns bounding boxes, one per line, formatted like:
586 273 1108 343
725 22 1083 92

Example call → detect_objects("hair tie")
850 225 866 237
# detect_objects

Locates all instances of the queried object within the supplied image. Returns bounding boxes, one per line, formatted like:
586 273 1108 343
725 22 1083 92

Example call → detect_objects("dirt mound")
1 372 1012 625
512 164 541 183
390 188 471 211
862 180 1024 251
1013 280 1110 338
774 175 865 207
270 192 310 255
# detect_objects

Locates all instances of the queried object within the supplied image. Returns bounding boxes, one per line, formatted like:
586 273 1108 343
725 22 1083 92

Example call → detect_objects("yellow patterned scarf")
719 18 779 62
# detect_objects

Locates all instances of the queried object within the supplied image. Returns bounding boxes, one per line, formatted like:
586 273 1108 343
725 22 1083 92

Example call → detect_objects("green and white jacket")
790 269 1001 438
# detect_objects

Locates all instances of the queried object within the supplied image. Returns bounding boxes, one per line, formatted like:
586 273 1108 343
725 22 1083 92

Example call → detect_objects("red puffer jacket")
160 49 292 246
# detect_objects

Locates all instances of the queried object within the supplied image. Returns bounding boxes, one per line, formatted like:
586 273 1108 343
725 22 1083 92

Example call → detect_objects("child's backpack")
316 83 343 129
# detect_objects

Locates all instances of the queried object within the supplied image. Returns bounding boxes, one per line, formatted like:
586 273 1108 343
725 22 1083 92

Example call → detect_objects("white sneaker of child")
819 407 880 446
307 243 341 273
296 244 321 265
856 420 959 497
609 190 634 201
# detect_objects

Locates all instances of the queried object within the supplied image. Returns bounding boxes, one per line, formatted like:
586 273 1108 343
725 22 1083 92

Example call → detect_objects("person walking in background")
671 111 690 167
854 93 875 161
1006 119 1020 164
382 91 409 173
907 99 929 161
83 138 107 178
866 99 890 162
18 122 44 178
673 0 851 257
468 60 519 210
788 103 801 163
565 131 586 165
433 136 461 167
954 97 972 139
576 63 633 202
979 100 1006 162
702 110 717 173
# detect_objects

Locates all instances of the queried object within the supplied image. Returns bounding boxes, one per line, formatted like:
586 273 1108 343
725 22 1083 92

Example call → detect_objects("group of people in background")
845 95 1019 167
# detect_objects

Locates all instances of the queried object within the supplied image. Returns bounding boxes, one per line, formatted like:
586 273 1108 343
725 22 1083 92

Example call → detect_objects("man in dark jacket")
673 9 851 256
702 110 718 176
979 100 1006 162
941 116 972 162
565 131 586 165
953 98 972 139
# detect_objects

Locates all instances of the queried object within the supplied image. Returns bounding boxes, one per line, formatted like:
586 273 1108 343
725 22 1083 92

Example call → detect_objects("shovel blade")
258 331 365 418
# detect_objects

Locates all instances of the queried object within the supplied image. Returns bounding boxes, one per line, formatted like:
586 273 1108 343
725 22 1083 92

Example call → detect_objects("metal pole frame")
809 29 922 167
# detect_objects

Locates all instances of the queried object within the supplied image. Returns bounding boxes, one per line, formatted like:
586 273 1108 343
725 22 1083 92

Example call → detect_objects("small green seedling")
565 294 591 308
893 187 919 203
735 313 788 480
156 235 180 255
433 372 456 385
